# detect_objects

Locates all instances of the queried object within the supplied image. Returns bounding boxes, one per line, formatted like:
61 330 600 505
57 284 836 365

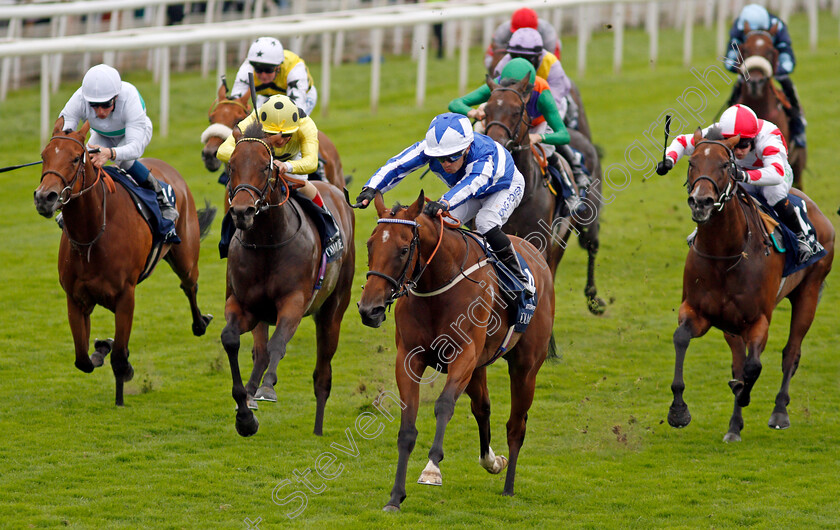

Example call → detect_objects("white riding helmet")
81 64 121 103
247 37 285 67
738 4 770 31
424 113 474 157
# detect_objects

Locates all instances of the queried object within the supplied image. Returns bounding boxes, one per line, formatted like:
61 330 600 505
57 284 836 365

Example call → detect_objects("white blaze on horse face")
756 37 766 48
704 147 711 156
55 147 60 154
496 100 504 107
381 230 390 243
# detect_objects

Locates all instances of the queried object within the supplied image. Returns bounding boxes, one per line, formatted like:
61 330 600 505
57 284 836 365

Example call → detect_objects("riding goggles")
735 137 754 150
250 62 277 74
89 98 115 109
434 149 467 164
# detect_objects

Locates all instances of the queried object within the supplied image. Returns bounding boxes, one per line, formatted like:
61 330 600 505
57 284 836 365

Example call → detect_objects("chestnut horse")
484 74 606 314
221 121 355 437
200 82 347 189
737 23 806 189
33 118 215 406
358 191 555 511
668 128 833 442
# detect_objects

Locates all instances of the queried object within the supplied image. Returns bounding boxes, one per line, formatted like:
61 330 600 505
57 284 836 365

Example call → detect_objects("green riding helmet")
500 57 536 84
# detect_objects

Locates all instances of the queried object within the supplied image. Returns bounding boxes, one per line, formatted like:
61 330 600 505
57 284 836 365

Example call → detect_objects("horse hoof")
75 358 95 374
235 412 259 437
417 461 442 486
91 338 113 367
123 364 135 383
247 396 259 411
382 504 400 513
254 386 277 402
768 413 790 430
667 404 691 428
192 314 213 337
723 432 742 443
587 297 607 315
480 449 508 474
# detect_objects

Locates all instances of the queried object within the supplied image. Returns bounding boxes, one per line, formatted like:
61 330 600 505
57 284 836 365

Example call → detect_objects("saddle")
104 166 179 282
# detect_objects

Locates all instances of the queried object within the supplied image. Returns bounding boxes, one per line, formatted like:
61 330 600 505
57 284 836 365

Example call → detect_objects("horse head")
358 190 427 328
685 128 740 224
484 73 532 152
34 117 92 218
227 121 286 230
201 83 250 171
739 22 780 99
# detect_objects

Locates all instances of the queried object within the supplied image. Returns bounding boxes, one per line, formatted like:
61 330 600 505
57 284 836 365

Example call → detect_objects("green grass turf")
1 10 839 528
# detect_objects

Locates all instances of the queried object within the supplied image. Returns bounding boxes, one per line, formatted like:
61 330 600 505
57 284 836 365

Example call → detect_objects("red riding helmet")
511 8 538 32
719 104 760 139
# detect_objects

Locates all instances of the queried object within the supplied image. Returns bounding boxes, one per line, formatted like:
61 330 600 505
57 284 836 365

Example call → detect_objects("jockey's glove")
655 158 674 176
423 200 449 218
734 168 750 183
354 187 378 208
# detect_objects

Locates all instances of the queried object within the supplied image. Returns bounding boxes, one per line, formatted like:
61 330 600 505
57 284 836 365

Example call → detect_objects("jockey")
58 63 178 237
723 4 805 147
449 58 590 201
484 7 562 70
656 104 820 263
217 94 341 259
230 37 318 116
355 112 534 297
493 27 577 129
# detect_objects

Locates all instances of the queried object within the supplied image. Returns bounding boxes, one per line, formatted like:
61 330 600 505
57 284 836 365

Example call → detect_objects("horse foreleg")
165 250 212 337
581 228 605 315
669 308 710 428
221 296 259 437
245 322 269 406
421 346 476 487
384 344 423 512
723 333 746 442
740 317 770 407
771 284 820 430
66 297 94 373
465 367 504 474
257 300 305 403
111 289 136 407
503 351 540 496
311 292 350 436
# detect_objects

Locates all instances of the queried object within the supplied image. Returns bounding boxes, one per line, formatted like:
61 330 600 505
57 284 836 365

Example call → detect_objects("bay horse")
33 117 215 406
668 128 833 442
358 191 555 511
737 22 806 189
221 121 355 437
484 73 606 314
200 82 347 189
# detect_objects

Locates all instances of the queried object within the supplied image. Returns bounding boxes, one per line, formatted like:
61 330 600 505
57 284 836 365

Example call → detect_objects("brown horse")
668 128 833 442
358 191 555 511
737 23 806 188
200 82 347 189
33 118 215 406
221 121 355 437
484 74 606 314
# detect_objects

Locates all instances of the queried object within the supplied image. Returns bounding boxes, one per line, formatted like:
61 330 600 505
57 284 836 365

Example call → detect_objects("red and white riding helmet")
719 104 760 139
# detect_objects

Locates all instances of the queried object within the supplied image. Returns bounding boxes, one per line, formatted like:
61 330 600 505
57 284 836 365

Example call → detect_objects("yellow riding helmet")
258 95 301 134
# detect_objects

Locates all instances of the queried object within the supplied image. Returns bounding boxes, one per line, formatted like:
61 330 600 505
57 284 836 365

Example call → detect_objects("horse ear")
725 134 741 149
78 121 90 138
693 127 703 144
743 20 751 34
407 189 425 218
374 191 387 217
237 91 251 110
486 74 499 91
217 82 227 100
232 126 243 142
769 21 779 36
52 116 65 136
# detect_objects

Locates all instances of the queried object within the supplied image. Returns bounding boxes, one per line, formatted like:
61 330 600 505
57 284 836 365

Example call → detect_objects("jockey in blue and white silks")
356 112 533 296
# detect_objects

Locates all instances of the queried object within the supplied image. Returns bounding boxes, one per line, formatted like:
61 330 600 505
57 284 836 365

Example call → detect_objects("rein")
485 86 530 152
227 136 293 213
41 135 102 205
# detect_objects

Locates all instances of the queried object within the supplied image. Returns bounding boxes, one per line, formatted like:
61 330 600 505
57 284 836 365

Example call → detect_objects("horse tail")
546 333 559 361
197 199 217 241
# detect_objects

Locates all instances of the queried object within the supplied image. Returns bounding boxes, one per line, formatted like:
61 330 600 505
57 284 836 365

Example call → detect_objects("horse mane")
242 120 265 140
389 203 404 216
705 127 724 141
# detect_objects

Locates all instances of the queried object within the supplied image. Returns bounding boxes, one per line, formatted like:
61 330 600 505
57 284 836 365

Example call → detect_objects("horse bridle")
366 219 423 307
227 137 281 213
686 140 738 212
40 135 98 205
484 86 531 152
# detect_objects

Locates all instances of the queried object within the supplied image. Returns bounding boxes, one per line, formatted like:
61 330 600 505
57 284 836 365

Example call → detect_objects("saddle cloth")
750 192 826 277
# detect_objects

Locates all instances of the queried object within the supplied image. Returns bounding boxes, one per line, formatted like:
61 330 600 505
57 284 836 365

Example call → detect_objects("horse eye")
401 247 409 256
73 156 81 163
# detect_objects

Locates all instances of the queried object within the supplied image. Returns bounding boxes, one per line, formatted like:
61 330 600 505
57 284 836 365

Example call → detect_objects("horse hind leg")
466 368 508 475
164 250 212 337
579 223 606 315
502 351 540 496
311 292 350 436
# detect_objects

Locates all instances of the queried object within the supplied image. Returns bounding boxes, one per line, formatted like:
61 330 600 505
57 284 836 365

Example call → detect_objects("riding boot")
778 75 806 147
485 226 535 298
773 198 819 264
563 95 580 131
308 190 344 262
726 77 743 107
129 161 180 243
557 143 590 199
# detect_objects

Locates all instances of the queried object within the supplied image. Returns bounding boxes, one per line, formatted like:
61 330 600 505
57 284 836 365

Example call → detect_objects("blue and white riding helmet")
424 113 474 157
738 4 770 31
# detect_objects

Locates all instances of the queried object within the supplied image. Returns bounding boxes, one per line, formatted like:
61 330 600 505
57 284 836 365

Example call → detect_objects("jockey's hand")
423 199 449 218
528 133 543 145
467 108 485 122
87 144 110 169
273 159 290 177
655 158 674 176
734 168 750 183
354 187 377 208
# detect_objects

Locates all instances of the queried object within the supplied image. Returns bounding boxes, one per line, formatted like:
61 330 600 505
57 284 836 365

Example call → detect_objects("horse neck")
415 221 474 292
695 195 751 255
740 81 776 115
61 164 105 239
